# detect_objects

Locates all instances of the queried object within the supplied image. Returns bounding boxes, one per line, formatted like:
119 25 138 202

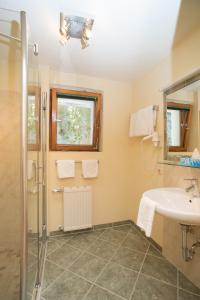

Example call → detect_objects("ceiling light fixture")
59 13 94 49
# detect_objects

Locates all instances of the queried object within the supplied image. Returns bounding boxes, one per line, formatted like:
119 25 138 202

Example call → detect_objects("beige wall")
131 27 200 286
189 91 199 151
35 21 200 288
45 71 135 232
0 58 21 298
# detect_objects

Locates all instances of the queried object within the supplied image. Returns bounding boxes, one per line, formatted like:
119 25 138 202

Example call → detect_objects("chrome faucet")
184 178 199 197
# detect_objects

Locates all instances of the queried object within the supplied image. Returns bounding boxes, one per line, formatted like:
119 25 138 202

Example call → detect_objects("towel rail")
55 160 99 164
52 188 63 193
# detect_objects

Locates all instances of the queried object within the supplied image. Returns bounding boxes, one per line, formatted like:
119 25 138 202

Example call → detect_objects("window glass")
28 95 37 145
50 89 102 151
57 98 94 145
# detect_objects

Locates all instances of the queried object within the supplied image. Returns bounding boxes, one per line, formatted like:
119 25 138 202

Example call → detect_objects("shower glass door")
0 8 22 300
0 9 47 299
27 28 47 299
27 51 41 297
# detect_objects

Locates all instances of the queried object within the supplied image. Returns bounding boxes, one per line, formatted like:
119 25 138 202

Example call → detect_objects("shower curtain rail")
0 32 20 42
0 32 39 55
0 7 20 13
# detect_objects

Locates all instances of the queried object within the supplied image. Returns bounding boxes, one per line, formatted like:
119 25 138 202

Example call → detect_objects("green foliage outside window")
57 98 94 145
28 97 37 144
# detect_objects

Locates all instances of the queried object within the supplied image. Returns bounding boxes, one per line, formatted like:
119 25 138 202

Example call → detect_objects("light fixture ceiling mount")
59 13 94 49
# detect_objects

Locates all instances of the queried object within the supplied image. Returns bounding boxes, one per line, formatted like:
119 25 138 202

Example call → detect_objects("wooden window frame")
28 86 41 151
167 101 192 152
50 88 102 151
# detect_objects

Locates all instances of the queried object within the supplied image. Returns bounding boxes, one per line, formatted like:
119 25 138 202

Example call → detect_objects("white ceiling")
0 0 183 81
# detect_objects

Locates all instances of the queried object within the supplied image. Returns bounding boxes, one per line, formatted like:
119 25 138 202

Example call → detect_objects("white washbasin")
144 187 200 224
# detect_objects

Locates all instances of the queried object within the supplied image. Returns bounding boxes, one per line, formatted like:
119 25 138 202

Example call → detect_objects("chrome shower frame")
0 8 44 299
20 10 28 300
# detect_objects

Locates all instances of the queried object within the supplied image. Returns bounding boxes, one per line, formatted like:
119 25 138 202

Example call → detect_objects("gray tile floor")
41 224 200 300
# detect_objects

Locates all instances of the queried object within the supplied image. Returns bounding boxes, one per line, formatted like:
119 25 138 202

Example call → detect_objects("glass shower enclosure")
0 8 47 300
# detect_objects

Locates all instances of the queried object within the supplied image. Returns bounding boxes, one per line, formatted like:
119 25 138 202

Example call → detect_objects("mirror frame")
167 102 192 152
163 69 200 160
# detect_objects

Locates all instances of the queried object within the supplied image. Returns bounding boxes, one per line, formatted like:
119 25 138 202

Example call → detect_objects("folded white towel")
82 160 98 178
27 160 33 180
129 105 156 137
56 160 75 179
136 196 156 237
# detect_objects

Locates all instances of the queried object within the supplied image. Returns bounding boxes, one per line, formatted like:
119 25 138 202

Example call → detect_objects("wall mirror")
163 70 200 164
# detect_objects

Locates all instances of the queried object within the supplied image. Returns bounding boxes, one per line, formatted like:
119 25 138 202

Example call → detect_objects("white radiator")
63 186 92 231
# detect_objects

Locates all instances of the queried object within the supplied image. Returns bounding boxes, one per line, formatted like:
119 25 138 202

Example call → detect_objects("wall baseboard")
49 219 132 236
49 219 162 252
130 221 162 252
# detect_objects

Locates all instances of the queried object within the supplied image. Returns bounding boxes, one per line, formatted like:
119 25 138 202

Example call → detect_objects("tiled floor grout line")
108 243 160 257
83 237 163 261
46 228 105 258
66 250 87 269
41 226 200 299
177 269 179 300
46 235 75 256
59 229 126 254
82 250 165 282
128 243 150 300
29 250 39 257
46 249 179 291
41 264 66 294
179 287 200 297
42 256 127 300
175 267 200 298
28 261 37 272
138 271 178 288
46 224 153 257
144 252 164 259
48 223 161 251
74 250 107 264
68 269 127 300
45 227 175 295
82 230 131 300
120 228 163 253
44 258 100 287
45 227 175 283
42 244 92 294
47 228 131 258
129 226 163 252
93 283 127 300
42 230 108 295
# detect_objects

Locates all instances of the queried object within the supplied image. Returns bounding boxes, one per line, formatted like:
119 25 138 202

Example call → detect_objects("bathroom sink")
144 187 200 224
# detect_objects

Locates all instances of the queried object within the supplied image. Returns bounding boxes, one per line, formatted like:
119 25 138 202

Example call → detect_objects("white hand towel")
56 160 75 179
27 160 33 180
136 196 156 237
82 160 98 178
129 105 156 137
